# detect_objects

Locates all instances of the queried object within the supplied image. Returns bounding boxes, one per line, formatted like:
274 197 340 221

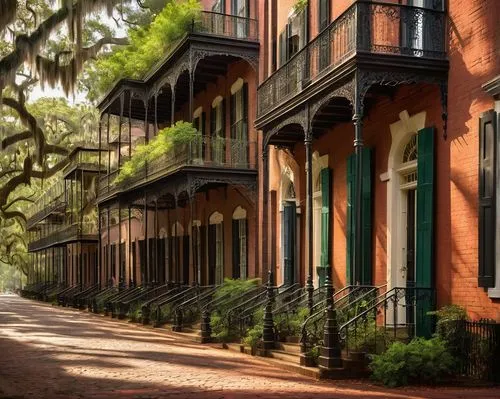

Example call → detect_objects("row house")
256 0 499 325
26 144 102 289
96 0 260 288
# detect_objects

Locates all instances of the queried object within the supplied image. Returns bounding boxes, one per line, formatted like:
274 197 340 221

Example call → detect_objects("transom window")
403 135 418 163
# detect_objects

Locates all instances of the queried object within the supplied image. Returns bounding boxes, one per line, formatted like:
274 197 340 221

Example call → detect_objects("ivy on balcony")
115 121 199 184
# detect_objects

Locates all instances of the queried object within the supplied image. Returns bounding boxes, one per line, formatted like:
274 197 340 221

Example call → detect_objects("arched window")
232 206 247 279
209 211 224 285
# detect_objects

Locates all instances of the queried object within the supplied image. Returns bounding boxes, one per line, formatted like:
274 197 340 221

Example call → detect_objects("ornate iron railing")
338 287 435 356
257 0 447 117
194 11 258 41
26 181 66 226
28 222 99 252
63 149 103 176
448 319 500 382
98 135 256 196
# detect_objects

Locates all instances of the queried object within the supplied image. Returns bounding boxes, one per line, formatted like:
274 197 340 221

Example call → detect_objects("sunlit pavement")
0 295 499 399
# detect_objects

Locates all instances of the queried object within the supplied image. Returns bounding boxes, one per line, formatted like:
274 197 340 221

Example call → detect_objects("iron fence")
450 319 500 382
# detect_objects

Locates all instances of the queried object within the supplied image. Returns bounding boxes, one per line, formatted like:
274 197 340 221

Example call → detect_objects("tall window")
278 8 306 67
232 206 248 279
232 0 249 38
230 79 248 165
211 97 225 164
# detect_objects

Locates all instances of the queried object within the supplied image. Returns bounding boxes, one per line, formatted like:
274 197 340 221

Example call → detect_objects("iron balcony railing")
99 135 256 196
194 11 258 41
28 222 98 252
257 0 447 117
26 181 66 228
63 150 104 177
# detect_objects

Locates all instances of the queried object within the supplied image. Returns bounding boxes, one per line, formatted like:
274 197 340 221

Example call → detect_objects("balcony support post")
305 127 314 314
144 193 149 287
262 269 275 350
128 206 132 287
353 82 364 286
189 71 194 123
262 148 269 278
171 88 176 127
154 198 159 286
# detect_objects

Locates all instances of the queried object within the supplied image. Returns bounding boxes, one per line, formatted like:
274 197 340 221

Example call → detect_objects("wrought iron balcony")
194 11 258 41
257 1 447 117
63 148 105 178
28 222 99 252
98 135 256 197
26 182 66 229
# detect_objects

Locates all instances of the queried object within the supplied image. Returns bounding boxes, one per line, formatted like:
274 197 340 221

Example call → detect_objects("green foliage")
87 0 202 100
210 278 260 342
293 0 308 13
347 318 395 353
274 306 309 339
115 121 198 183
243 308 264 348
128 303 143 322
370 337 456 387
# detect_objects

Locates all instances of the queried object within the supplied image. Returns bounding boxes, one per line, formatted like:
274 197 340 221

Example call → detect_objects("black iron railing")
28 222 98 251
257 0 447 117
448 319 500 382
194 11 258 41
98 135 256 196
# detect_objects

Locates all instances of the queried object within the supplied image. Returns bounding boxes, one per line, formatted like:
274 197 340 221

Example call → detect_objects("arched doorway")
232 206 248 279
280 168 297 286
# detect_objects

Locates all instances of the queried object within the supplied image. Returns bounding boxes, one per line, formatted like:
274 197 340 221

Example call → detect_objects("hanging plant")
115 121 199 183
293 0 308 14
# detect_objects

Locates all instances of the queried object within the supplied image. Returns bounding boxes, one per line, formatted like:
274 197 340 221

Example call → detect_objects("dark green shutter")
201 111 206 160
318 167 331 286
416 127 435 337
283 202 296 285
346 154 355 285
361 147 373 285
478 111 497 288
242 82 248 141
200 225 207 285
232 219 240 278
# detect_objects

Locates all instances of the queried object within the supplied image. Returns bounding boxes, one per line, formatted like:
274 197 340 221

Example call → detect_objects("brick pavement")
0 294 499 399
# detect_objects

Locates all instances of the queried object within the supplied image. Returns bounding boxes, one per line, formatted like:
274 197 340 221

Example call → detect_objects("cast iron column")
262 148 269 278
305 129 314 313
353 106 364 285
318 270 342 370
262 269 275 350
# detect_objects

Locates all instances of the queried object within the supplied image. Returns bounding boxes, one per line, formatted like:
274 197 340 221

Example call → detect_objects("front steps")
222 339 370 380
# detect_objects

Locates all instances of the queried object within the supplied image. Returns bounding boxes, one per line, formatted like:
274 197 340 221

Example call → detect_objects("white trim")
159 227 167 238
386 110 426 291
212 96 223 108
489 99 500 297
193 106 202 119
209 211 223 225
232 205 247 220
230 78 244 95
192 220 201 227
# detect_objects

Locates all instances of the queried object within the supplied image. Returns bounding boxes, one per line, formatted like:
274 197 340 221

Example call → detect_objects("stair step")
276 342 301 353
269 349 300 363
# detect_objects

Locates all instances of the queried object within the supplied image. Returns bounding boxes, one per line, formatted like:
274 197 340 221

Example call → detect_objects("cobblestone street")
0 295 498 399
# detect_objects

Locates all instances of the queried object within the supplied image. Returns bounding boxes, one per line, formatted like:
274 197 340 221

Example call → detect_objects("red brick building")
257 0 500 323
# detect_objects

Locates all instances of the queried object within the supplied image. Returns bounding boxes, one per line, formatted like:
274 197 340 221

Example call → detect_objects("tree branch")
3 195 34 211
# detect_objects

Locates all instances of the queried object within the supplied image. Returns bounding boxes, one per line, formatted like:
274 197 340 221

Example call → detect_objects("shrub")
346 318 395 354
274 306 309 339
370 337 456 387
210 278 261 342
243 308 264 349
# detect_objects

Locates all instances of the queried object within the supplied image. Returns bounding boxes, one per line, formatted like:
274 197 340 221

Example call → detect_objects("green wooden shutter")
208 224 216 285
361 147 373 285
478 111 497 288
346 154 355 286
318 167 331 286
242 82 248 141
416 126 435 337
